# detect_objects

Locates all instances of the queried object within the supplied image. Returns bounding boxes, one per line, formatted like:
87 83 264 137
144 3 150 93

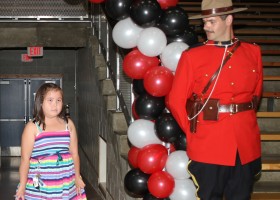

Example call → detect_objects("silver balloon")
169 179 196 200
166 150 190 179
127 119 162 148
137 27 167 57
112 17 143 49
160 42 189 72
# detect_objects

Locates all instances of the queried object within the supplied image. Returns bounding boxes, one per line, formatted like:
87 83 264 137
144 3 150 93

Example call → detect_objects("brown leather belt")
218 101 254 114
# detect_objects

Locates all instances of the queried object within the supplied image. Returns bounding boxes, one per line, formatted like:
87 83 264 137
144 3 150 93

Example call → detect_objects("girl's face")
42 89 63 118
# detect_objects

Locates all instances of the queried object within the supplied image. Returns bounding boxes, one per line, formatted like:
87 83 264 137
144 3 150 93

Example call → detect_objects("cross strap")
201 41 241 95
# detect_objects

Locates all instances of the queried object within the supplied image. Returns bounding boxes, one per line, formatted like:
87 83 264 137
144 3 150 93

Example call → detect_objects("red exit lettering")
21 54 33 62
27 47 43 57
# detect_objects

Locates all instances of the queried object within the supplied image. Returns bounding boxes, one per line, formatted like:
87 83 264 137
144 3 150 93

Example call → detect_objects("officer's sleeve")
167 51 194 134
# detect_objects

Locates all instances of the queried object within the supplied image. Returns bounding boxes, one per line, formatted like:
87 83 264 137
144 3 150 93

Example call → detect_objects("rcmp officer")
168 0 263 199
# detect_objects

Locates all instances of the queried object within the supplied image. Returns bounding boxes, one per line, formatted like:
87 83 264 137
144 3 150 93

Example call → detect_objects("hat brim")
189 7 248 19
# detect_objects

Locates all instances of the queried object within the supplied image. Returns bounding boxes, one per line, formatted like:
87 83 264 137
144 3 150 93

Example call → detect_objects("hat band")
201 6 233 16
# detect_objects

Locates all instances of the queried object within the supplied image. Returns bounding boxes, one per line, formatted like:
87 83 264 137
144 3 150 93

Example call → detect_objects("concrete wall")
76 36 134 200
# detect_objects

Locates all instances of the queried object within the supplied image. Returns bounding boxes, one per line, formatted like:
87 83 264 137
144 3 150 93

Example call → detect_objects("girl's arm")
15 122 36 200
68 118 85 195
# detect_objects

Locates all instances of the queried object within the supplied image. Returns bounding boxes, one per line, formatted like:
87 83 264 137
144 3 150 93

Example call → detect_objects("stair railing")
89 3 133 126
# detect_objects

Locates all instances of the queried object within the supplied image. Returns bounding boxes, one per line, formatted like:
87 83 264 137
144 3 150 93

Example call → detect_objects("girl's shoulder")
25 121 37 129
23 121 38 137
66 118 76 133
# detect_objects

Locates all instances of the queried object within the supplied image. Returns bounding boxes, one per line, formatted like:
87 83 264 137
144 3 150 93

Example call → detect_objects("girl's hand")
15 185 25 200
75 176 86 196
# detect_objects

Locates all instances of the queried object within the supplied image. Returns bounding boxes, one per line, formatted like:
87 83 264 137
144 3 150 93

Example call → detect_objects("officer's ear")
226 15 233 26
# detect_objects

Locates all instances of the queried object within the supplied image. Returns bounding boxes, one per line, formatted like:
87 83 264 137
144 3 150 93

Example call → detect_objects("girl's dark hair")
33 83 67 130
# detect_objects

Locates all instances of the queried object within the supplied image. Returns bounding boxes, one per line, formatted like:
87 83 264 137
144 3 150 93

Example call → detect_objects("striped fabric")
19 124 87 200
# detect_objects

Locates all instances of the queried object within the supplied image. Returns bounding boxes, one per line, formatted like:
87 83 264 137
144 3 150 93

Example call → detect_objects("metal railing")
90 4 133 126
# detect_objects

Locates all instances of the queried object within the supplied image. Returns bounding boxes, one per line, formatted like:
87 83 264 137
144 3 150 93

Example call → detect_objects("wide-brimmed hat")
189 0 247 19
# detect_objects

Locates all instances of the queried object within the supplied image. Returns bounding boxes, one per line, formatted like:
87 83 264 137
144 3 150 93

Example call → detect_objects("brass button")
231 82 234 86
229 66 232 69
205 74 208 77
252 69 256 72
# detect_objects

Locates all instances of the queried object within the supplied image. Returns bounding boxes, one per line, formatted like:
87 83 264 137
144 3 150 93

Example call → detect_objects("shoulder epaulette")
188 42 204 49
238 39 258 46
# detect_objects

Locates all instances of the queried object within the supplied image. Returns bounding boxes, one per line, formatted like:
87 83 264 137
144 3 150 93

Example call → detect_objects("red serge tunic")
168 40 263 166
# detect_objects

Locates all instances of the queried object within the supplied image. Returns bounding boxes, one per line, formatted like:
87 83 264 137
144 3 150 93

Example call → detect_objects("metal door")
0 78 62 156
0 79 25 156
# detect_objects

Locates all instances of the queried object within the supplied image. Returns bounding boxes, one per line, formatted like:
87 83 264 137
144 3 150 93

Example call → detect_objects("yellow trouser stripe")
187 160 201 200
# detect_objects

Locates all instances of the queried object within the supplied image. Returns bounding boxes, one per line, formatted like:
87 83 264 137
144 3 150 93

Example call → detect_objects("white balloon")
127 119 162 148
137 27 167 57
160 42 189 72
112 17 143 49
166 150 190 179
170 179 197 200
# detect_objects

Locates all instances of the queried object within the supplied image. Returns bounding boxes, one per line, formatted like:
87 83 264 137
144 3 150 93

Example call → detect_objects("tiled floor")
0 157 103 200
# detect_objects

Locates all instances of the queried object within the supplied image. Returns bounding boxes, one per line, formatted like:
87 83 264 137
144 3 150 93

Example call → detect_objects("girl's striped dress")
18 122 87 200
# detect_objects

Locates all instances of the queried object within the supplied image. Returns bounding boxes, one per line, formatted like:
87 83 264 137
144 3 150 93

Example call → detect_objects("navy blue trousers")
188 153 261 200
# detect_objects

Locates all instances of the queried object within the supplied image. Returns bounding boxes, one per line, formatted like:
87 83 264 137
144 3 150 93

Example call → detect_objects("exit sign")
21 54 33 62
27 46 43 57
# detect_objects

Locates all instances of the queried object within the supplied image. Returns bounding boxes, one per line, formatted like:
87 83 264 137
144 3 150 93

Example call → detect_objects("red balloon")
137 144 168 174
157 0 178 9
144 66 174 97
169 143 176 153
132 100 140 120
123 49 160 79
148 171 175 198
88 0 105 3
128 146 141 168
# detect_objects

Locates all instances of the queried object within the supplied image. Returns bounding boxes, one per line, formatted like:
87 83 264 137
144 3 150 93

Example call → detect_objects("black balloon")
155 113 182 143
133 79 146 95
135 93 165 120
167 28 199 46
130 0 163 27
157 6 189 36
144 193 171 200
172 131 187 150
124 168 150 197
105 0 132 20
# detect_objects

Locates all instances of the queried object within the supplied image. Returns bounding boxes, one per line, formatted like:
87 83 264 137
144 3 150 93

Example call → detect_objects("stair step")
257 112 280 117
253 181 280 199
179 1 280 7
263 62 280 67
261 133 280 141
101 79 115 96
263 76 280 81
262 92 280 98
262 155 280 171
190 20 280 27
261 50 280 55
110 111 128 134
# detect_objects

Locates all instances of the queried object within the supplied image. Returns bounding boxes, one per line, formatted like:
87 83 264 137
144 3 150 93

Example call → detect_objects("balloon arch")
89 0 199 199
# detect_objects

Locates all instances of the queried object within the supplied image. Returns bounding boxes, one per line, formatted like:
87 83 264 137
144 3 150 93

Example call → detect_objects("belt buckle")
230 104 238 114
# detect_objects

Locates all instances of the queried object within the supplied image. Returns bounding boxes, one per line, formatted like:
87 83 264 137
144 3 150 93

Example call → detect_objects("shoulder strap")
201 41 241 95
35 122 43 133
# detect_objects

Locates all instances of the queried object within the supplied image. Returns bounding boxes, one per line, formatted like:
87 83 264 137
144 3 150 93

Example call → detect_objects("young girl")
15 83 87 200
